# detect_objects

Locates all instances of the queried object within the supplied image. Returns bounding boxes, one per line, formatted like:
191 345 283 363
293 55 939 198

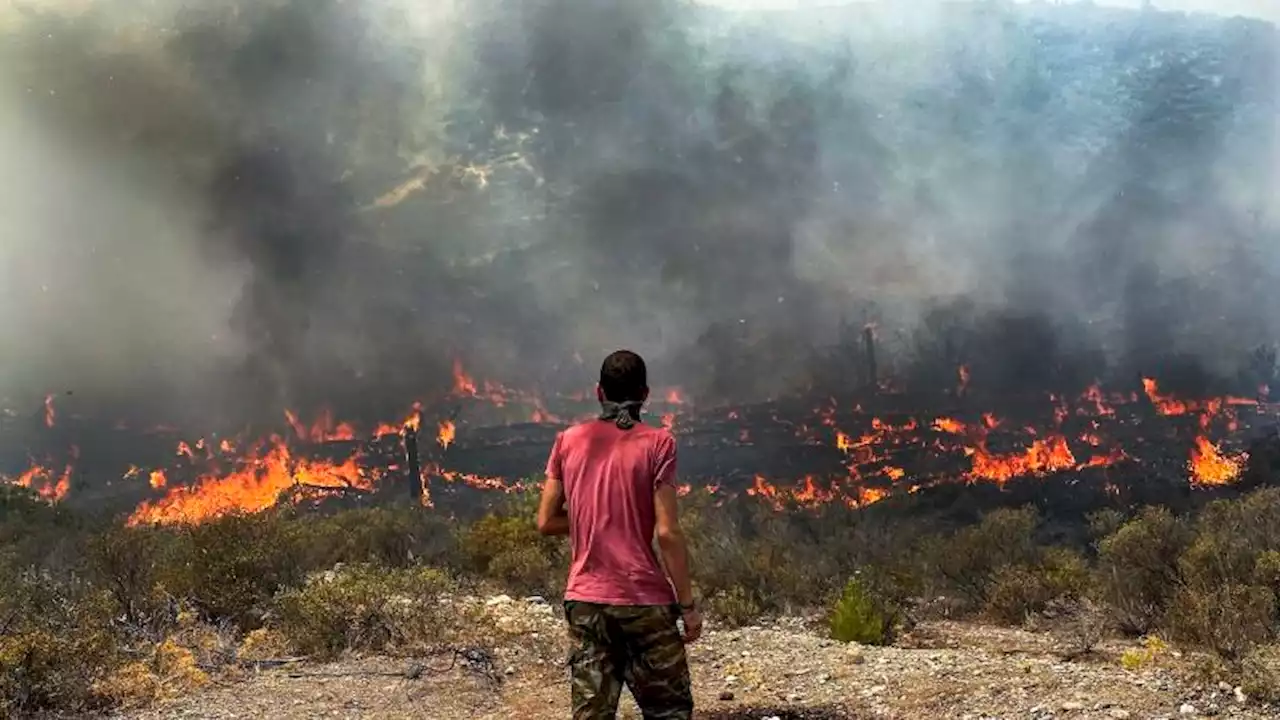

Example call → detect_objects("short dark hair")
599 350 648 402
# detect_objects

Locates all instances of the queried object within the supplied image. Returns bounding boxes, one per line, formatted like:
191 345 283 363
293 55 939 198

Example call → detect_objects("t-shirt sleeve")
652 432 677 489
545 432 564 481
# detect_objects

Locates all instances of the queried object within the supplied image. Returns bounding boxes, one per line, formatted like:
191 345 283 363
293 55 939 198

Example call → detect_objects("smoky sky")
0 0 1278 426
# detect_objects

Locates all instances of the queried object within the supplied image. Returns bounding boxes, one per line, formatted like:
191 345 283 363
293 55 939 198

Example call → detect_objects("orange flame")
128 438 370 526
1188 434 1244 486
437 420 456 449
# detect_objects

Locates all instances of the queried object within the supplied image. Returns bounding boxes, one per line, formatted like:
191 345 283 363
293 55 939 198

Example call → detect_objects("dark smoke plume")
1 0 1278 426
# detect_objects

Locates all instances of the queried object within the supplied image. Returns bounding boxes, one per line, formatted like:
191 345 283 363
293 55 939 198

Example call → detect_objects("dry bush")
286 506 456 570
1242 645 1280 703
0 568 121 717
1165 583 1276 663
985 547 1089 624
275 564 456 659
931 506 1041 608
1033 596 1111 658
1095 506 1192 635
155 512 305 629
458 495 566 596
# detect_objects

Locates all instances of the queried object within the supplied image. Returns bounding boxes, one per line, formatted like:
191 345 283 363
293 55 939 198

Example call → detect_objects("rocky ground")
116 596 1278 720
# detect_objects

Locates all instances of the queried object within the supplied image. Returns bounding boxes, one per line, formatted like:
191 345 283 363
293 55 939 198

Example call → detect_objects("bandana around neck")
599 400 644 429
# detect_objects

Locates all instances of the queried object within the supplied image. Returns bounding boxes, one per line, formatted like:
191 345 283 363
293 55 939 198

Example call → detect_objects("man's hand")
680 606 703 644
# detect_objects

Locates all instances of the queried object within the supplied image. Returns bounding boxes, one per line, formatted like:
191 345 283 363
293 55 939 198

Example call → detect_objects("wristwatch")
679 600 697 612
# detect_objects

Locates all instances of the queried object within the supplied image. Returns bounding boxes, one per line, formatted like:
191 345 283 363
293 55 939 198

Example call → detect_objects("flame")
437 420 456 449
835 431 853 452
6 460 71 503
665 388 686 404
149 469 168 489
43 394 55 428
128 438 371 526
1188 434 1244 486
452 359 478 397
1080 383 1115 416
932 417 968 435
968 434 1078 486
284 409 357 443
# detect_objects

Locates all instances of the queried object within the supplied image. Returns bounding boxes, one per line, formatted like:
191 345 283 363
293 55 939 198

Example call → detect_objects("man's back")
547 420 677 606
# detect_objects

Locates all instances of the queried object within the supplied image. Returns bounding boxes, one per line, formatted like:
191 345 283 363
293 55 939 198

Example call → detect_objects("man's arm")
536 474 570 536
654 483 693 606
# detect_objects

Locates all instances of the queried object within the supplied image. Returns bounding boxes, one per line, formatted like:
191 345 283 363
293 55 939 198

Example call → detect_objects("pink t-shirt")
545 419 677 606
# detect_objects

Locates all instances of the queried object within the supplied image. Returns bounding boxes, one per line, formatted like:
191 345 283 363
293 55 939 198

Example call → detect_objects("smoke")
0 0 1277 425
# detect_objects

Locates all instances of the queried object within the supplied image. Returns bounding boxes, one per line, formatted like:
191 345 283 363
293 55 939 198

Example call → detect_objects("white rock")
1179 703 1197 715
1063 701 1085 710
1234 687 1247 703
485 595 513 606
1108 710 1131 719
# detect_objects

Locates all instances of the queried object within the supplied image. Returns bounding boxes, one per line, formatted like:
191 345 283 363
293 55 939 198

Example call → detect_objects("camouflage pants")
564 600 694 720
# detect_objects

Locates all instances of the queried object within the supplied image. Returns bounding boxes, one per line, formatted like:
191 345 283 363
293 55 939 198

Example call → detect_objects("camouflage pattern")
564 600 693 720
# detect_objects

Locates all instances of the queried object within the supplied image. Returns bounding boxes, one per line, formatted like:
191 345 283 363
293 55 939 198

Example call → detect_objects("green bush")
459 508 565 595
275 564 455 659
1165 583 1276 663
1095 506 1192 635
156 513 304 629
932 506 1041 608
829 576 894 646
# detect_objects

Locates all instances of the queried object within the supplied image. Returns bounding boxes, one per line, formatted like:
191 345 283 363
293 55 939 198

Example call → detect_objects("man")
537 349 702 720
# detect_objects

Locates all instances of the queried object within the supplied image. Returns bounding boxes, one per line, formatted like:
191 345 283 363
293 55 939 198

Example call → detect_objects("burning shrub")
1095 506 1192 635
274 564 455 658
828 575 894 646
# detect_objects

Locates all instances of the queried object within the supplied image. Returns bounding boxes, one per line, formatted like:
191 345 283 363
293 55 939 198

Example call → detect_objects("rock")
1180 704 1198 715
1108 710 1131 719
485 595 513 606
725 675 739 685
524 595 547 605
504 666 515 676
1234 687 1247 703
785 692 801 702
1063 701 1085 710
718 690 735 701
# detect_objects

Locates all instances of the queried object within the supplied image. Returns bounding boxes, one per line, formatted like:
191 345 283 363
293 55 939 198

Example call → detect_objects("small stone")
785 693 801 702
524 595 547 605
485 595 513 606
817 673 831 684
504 666 515 676
1180 704 1198 715
1063 701 1085 711
718 690 735 701
1108 710 1131 719
1234 687 1247 703
725 675 739 685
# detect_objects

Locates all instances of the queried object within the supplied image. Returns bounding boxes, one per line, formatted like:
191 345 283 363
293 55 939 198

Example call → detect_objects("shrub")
0 570 121 716
275 564 455 659
459 509 564 595
985 547 1089 624
156 513 304 629
1242 646 1280 703
706 586 764 629
1165 583 1276 663
1095 506 1192 635
932 506 1041 607
286 506 456 570
829 576 894 646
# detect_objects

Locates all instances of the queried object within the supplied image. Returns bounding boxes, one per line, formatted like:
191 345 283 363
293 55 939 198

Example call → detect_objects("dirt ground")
114 600 1276 720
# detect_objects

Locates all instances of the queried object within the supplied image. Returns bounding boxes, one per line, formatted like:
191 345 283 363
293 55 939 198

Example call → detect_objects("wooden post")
404 426 422 501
